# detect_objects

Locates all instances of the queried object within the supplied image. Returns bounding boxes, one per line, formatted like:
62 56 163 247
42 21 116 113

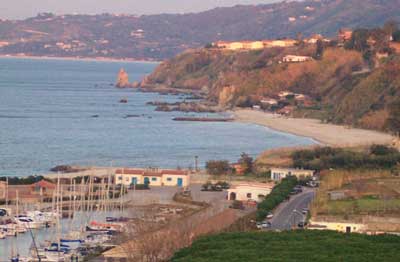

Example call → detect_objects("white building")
270 168 315 181
282 55 313 63
227 183 274 202
115 168 190 187
308 220 366 233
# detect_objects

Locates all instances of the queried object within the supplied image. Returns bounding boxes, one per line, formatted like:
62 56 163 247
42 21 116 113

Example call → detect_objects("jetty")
172 117 234 122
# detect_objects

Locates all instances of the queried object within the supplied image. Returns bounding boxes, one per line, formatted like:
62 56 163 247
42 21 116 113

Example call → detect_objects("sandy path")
234 109 395 147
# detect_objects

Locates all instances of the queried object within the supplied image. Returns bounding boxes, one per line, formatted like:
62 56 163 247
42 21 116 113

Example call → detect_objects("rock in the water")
116 68 131 88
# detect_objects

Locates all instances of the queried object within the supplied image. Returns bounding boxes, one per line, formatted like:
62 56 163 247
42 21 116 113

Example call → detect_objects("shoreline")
0 54 161 63
233 109 396 148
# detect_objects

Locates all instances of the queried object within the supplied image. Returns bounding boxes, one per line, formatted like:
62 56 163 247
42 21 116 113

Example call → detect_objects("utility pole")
194 156 199 173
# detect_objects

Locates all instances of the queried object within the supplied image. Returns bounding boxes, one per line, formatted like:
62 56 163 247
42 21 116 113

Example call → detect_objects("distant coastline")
0 54 161 63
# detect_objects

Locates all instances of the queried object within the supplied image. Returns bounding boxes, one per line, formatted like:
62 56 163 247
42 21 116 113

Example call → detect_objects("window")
167 177 172 181
151 177 157 181
246 193 252 198
118 176 122 181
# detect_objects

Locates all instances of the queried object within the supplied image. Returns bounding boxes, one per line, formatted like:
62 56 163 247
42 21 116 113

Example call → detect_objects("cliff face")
143 46 400 132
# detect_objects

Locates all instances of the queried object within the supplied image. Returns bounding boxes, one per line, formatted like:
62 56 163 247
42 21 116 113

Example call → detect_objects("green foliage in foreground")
256 176 297 221
0 175 49 185
292 145 400 171
171 231 400 262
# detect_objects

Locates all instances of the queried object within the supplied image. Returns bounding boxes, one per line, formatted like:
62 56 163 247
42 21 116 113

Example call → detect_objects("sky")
0 0 282 20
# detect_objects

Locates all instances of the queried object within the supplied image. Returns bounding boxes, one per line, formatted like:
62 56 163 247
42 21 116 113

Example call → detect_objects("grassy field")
312 168 400 217
171 231 400 262
327 198 400 215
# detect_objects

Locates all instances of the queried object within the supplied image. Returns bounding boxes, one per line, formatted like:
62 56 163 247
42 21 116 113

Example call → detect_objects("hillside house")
215 39 297 50
306 34 330 44
282 55 313 63
242 41 264 50
261 98 278 106
338 28 353 43
115 168 190 187
227 182 274 202
270 168 315 181
278 91 295 99
265 39 297 47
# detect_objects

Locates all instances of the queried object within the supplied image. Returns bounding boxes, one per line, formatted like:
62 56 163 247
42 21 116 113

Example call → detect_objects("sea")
0 57 315 177
0 57 316 259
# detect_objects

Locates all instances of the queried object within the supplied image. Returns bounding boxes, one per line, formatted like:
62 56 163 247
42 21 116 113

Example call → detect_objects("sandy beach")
234 109 396 147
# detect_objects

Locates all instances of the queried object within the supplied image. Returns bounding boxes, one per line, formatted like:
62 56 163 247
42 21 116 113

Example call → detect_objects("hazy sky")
1 0 282 20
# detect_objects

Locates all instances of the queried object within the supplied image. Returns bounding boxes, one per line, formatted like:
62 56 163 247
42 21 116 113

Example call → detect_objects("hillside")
1 0 400 60
142 37 400 133
171 231 400 262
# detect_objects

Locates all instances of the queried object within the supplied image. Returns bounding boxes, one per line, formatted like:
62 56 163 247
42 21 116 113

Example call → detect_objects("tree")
205 160 231 176
386 100 400 135
393 30 400 42
238 152 254 174
383 20 399 38
314 39 324 60
344 28 370 53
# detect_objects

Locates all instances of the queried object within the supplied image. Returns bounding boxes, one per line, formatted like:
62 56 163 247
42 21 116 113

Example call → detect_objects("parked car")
298 221 308 228
302 208 309 215
262 221 272 229
256 222 263 229
266 212 274 219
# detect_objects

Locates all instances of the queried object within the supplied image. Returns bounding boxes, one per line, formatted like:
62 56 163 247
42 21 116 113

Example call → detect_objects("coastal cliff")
142 43 400 133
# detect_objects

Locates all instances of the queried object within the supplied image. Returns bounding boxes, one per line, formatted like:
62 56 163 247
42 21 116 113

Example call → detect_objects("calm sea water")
0 57 314 177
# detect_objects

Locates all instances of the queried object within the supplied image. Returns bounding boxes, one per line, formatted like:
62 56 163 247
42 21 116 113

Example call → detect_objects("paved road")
269 189 315 230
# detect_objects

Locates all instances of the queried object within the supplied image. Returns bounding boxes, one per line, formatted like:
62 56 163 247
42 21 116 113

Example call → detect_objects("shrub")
256 176 298 221
206 160 232 175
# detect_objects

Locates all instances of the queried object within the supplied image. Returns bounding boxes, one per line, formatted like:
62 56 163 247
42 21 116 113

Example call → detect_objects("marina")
0 172 193 261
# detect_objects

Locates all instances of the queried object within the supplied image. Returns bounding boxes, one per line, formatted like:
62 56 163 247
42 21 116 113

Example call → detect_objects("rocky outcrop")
116 68 134 88
147 101 220 113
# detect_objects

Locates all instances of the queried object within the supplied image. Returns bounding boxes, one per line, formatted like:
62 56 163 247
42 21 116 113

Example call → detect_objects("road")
269 189 315 230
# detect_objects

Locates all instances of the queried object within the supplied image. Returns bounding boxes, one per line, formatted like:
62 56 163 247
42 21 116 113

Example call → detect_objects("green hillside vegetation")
257 176 297 221
292 145 400 171
171 231 400 262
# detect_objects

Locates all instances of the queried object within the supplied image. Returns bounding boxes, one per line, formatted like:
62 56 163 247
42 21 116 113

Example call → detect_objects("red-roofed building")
31 180 56 193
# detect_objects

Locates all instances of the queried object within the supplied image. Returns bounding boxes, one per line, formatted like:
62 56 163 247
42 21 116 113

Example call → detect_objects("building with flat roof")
115 168 190 187
227 182 274 203
282 55 313 63
270 168 315 181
